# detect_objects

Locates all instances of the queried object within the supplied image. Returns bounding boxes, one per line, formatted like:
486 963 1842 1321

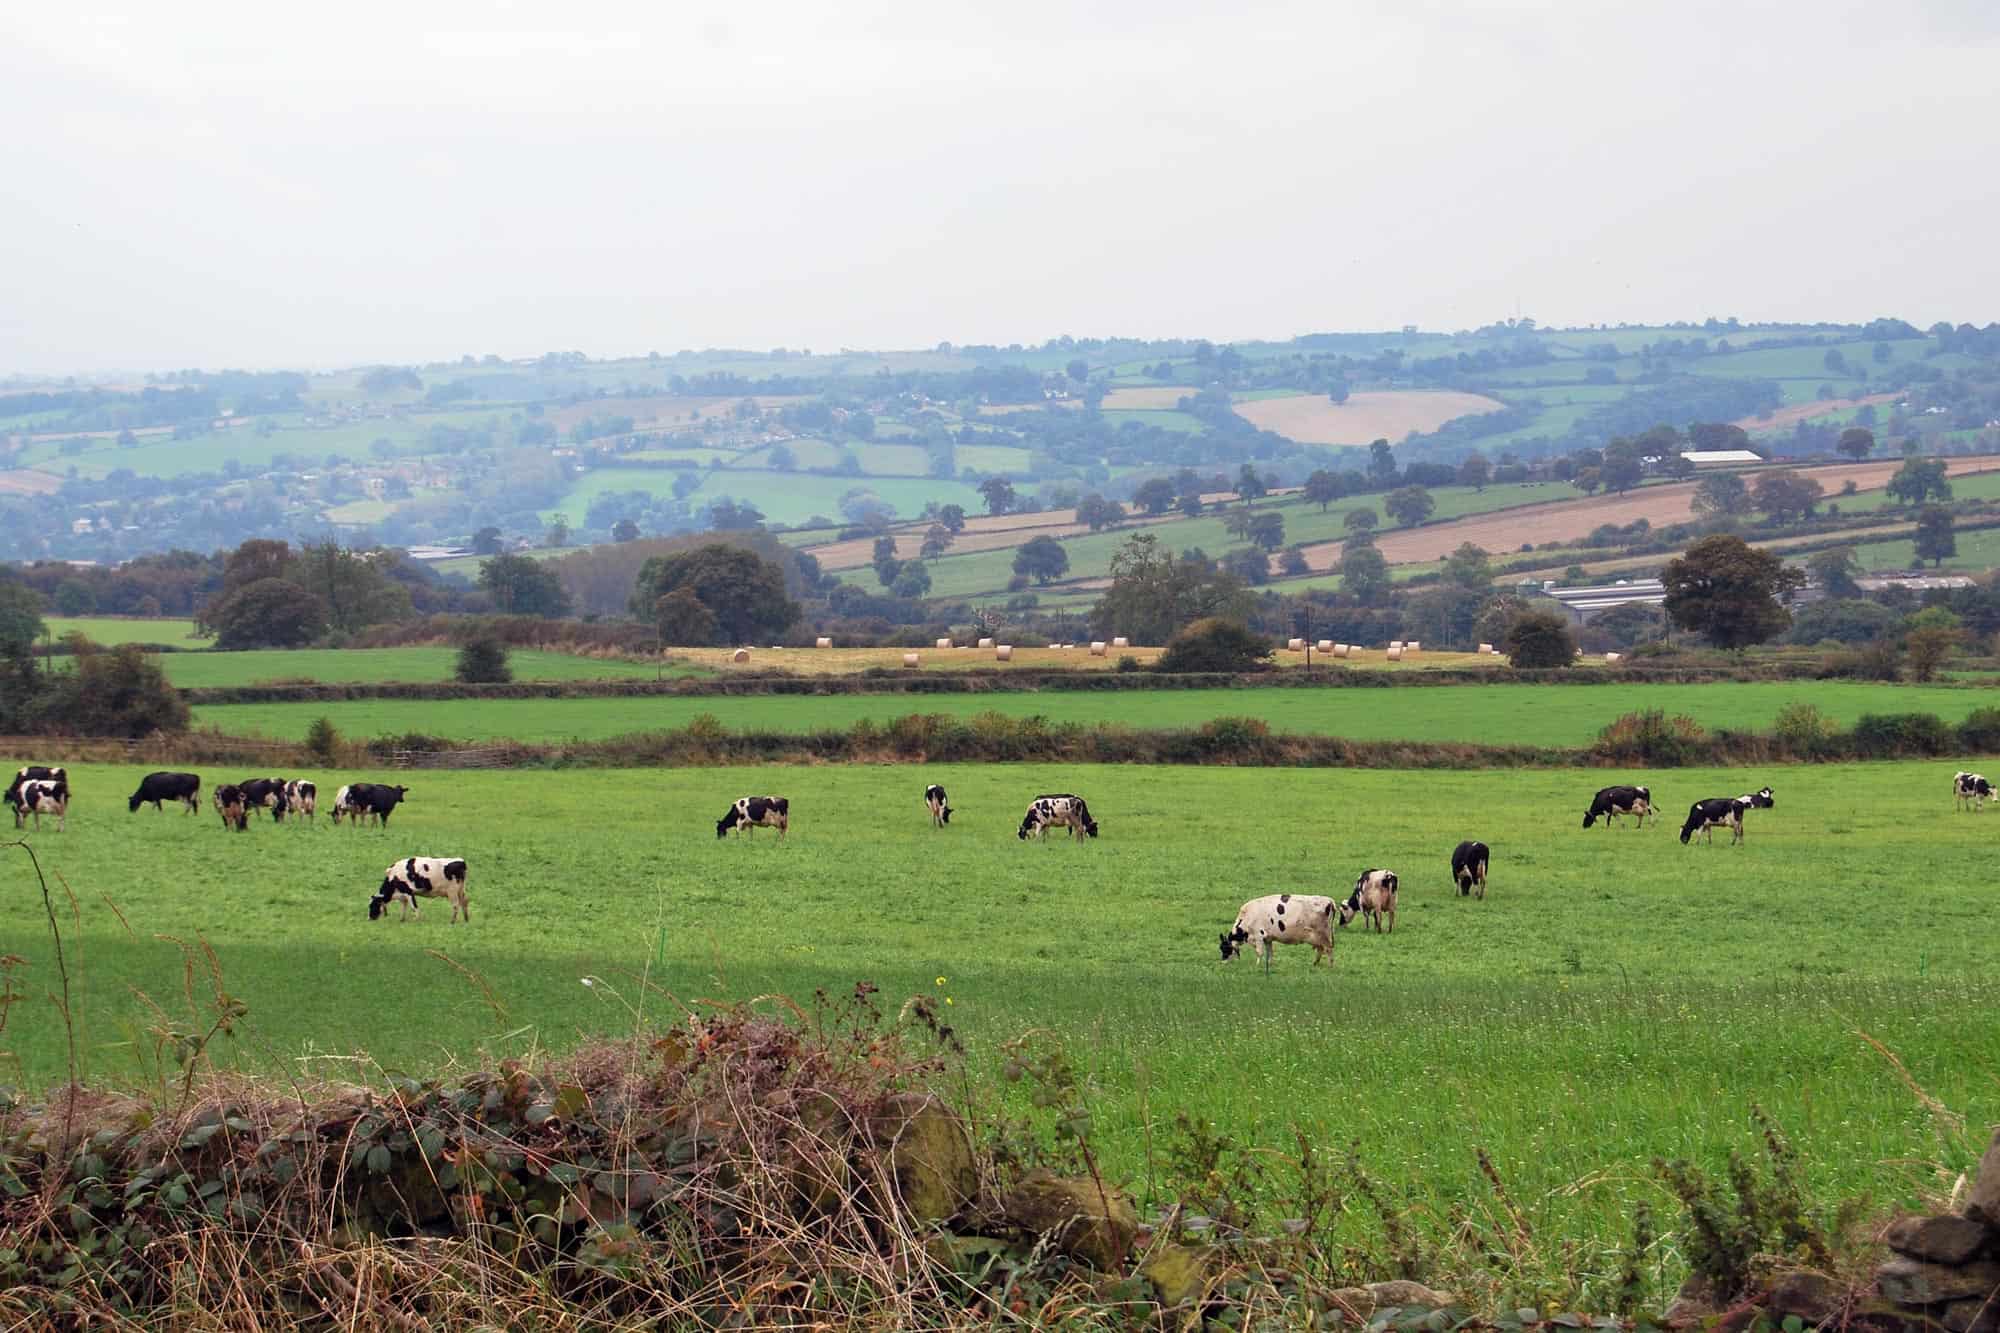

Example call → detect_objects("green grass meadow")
44 616 207 647
191 679 2000 745
156 647 687 688
3 760 1994 1264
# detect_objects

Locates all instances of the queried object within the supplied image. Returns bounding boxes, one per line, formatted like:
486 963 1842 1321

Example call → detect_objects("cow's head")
1335 900 1360 927
1219 927 1247 961
716 807 740 838
1016 814 1036 839
368 886 390 920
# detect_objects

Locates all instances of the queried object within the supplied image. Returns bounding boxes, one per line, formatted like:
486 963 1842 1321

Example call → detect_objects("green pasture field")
1831 469 2000 513
1102 409 1204 433
3 760 1993 1280
14 410 506 480
950 443 1034 475
155 647 694 688
1850 523 2000 572
189 679 1999 746
44 616 207 648
547 468 989 528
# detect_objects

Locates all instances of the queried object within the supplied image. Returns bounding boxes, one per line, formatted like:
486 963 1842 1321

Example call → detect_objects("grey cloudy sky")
4 1 1996 373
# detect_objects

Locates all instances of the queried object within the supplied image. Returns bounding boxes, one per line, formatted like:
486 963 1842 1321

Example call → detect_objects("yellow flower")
935 976 947 986
945 997 954 1006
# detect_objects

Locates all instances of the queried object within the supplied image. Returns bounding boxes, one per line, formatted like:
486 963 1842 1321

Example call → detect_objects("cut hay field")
188 679 1999 746
1231 389 1506 445
545 468 989 528
666 645 1162 674
44 616 207 648
4 760 1993 1277
154 647 695 688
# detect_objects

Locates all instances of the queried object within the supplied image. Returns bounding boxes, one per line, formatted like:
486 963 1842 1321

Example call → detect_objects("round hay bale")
1605 651 1623 664
1334 643 1350 657
815 636 833 649
995 645 1013 661
936 638 953 650
903 652 921 667
1389 640 1405 651
1407 641 1421 652
1089 641 1108 656
1477 642 1494 654
731 648 750 663
1316 639 1333 653
1111 636 1130 649
977 637 994 648
1386 646 1404 661
1287 637 1305 651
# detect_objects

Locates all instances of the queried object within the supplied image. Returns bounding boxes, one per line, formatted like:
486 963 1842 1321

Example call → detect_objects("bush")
1501 609 1577 669
1771 702 1834 756
1593 709 1707 765
1959 706 2000 753
304 716 340 763
455 636 513 684
1154 618 1272 674
1114 654 1141 673
1850 712 1955 758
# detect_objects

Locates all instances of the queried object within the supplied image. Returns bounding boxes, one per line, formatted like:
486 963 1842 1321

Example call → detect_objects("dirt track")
1292 457 2000 573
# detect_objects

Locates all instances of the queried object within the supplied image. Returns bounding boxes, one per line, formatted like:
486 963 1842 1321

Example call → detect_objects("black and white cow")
1343 869 1398 933
1218 893 1346 974
12 778 68 832
336 783 410 828
284 780 317 823
213 784 249 832
369 856 469 923
717 796 789 839
6 766 65 811
1450 840 1489 899
129 771 202 814
924 784 953 828
235 777 290 821
1954 771 1992 813
1017 794 1098 840
1582 785 1653 829
1679 787 1775 846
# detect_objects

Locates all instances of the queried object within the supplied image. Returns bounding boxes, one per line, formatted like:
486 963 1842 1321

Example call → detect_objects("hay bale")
995 645 1013 661
1287 637 1305 651
1089 641 1107 656
936 638 953 650
1386 646 1404 661
1605 651 1623 664
815 636 833 649
1334 643 1350 657
977 637 994 648
1111 636 1130 648
1478 642 1494 654
731 648 750 663
1389 640 1405 651
1316 639 1333 653
1407 641 1421 652
903 652 920 667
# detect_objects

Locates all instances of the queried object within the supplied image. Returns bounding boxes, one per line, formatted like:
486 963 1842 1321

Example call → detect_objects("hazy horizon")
5 1 1998 375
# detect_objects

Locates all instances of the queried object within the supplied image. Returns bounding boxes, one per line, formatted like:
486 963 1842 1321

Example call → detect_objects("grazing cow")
1451 841 1489 899
369 856 469 923
212 784 249 832
1582 785 1653 829
13 778 68 832
284 780 317 824
717 796 789 839
1218 893 1347 974
129 771 202 814
336 782 410 828
237 777 289 821
1343 869 1399 933
1017 793 1099 840
925 784 953 827
6 766 66 811
1679 787 1775 846
1954 771 1992 812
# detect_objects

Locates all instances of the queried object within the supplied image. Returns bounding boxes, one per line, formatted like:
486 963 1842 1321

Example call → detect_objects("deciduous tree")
1302 469 1341 512
1914 505 1956 567
1836 427 1874 461
629 544 800 645
1662 534 1804 649
1501 609 1576 668
1012 535 1070 585
1691 472 1753 517
1750 470 1824 523
479 553 573 617
1384 485 1434 527
977 476 1017 516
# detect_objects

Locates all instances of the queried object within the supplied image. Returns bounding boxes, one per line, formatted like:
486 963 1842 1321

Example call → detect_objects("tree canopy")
629 544 800 646
479 553 574 618
1662 534 1804 649
1091 533 1252 643
1012 535 1070 585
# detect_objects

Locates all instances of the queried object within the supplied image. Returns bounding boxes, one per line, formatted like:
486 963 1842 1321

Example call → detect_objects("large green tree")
1501 609 1576 668
1690 472 1753 517
1091 533 1252 643
1914 506 1956 567
1662 534 1804 649
1886 458 1952 505
1302 470 1342 511
480 553 574 617
294 542 413 637
1339 543 1391 604
201 578 330 649
1750 470 1824 524
0 580 45 658
1836 427 1874 461
1384 485 1434 527
977 476 1016 516
629 544 799 646
1012 535 1070 585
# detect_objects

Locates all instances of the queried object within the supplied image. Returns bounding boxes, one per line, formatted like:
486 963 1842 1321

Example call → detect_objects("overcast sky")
4 1 1997 374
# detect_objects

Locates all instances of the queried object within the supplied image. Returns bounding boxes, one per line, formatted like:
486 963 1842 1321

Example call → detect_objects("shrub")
304 716 340 763
455 636 513 684
1850 712 1954 758
1771 702 1834 756
1154 618 1272 674
1114 654 1141 673
1501 609 1577 669
1593 709 1707 765
1959 706 2000 753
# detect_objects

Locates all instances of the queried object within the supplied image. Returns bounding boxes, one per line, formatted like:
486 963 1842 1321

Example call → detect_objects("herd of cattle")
5 765 1994 964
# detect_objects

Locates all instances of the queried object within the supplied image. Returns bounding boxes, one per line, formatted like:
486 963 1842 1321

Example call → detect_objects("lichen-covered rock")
1887 1213 1991 1265
1968 1128 2000 1229
1001 1171 1137 1270
1325 1280 1457 1316
1942 1294 1999 1333
1876 1256 2000 1306
1141 1242 1208 1307
866 1092 977 1223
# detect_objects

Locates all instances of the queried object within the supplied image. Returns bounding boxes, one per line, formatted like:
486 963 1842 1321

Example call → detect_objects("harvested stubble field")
4 760 1993 1277
1231 389 1507 445
667 644 1164 674
188 679 1999 745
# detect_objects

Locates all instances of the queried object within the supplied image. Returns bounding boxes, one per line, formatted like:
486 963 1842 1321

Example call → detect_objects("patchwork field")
1231 389 1507 445
187 679 2000 745
154 647 693 688
4 760 1994 1274
45 616 207 648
